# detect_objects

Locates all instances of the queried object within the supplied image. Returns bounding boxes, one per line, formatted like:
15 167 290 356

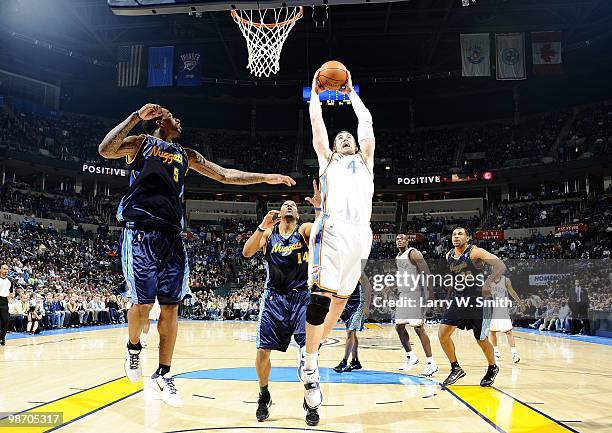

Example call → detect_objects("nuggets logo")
150 146 183 165
449 261 468 274
180 52 200 72
271 241 303 256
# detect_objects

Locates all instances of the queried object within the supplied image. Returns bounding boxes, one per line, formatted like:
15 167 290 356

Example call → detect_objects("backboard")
108 0 409 15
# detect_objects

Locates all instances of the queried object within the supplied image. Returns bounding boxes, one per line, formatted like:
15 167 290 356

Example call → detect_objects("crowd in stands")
2 100 611 179
562 103 612 161
0 182 116 225
485 200 581 229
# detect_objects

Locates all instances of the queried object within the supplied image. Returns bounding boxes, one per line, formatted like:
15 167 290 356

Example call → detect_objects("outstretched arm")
341 71 375 165
310 70 332 164
242 210 278 258
98 103 160 160
184 148 296 186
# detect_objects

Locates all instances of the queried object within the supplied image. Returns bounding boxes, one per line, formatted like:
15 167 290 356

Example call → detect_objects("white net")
231 7 303 78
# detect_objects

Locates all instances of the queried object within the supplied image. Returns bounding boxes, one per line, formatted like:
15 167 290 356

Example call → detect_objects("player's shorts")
120 228 191 305
256 288 309 352
308 215 372 299
441 293 491 340
340 292 365 332
490 318 513 332
394 288 425 326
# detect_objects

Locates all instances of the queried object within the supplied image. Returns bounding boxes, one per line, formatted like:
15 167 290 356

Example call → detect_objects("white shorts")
308 215 372 299
395 318 424 327
490 319 513 332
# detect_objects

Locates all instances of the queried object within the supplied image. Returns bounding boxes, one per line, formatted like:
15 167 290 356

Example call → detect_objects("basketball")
317 60 349 91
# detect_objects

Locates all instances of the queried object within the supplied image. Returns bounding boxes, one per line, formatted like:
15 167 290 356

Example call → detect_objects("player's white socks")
305 352 318 371
510 347 518 355
426 357 435 365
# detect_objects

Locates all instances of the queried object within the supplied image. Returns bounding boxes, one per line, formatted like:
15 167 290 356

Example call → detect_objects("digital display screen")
303 85 360 103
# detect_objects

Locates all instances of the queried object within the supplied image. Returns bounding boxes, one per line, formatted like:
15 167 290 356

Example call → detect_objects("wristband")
314 207 322 211
257 225 266 232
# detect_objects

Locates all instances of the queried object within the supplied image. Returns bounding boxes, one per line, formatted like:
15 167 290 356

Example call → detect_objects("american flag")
117 45 143 87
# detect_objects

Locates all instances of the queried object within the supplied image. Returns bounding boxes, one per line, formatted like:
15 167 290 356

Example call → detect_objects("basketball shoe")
399 353 419 371
256 391 272 422
480 364 499 387
124 346 142 382
349 359 362 371
150 373 183 407
420 361 438 377
442 364 466 386
303 399 320 426
303 368 322 409
512 352 521 364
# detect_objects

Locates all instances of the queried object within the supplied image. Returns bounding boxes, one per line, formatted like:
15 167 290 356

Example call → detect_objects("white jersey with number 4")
319 152 373 225
308 151 373 298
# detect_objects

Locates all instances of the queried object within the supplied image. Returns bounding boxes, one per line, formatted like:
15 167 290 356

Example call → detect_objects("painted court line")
447 385 579 433
0 377 142 433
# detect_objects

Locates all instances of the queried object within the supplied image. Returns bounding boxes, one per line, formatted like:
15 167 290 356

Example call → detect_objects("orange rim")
231 6 303 29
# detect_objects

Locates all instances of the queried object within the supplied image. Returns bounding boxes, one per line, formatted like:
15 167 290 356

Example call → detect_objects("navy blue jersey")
263 223 309 292
117 135 189 232
446 244 484 295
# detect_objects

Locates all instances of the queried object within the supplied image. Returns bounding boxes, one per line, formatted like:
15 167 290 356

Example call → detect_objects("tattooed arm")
184 148 296 186
98 103 161 160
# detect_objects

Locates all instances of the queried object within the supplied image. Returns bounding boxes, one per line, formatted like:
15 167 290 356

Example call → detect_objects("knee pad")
306 294 331 326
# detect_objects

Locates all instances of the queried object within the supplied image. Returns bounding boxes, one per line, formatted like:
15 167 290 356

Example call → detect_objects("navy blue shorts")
340 296 365 332
256 289 308 352
441 294 491 340
120 228 191 305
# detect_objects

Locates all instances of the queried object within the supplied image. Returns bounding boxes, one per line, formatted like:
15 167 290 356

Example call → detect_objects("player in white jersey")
489 275 521 364
301 67 374 420
394 234 438 377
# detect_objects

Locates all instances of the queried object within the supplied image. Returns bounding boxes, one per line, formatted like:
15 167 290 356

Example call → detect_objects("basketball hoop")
231 6 303 78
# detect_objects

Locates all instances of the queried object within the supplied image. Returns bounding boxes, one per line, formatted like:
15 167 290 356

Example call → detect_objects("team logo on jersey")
448 261 468 274
467 45 485 64
150 145 183 165
270 241 303 256
180 52 201 72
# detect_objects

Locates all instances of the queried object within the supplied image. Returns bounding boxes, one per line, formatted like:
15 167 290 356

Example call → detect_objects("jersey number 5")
173 167 179 183
347 160 357 174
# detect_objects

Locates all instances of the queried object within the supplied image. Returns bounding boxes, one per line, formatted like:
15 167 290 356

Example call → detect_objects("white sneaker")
399 355 419 371
512 353 521 364
297 346 306 383
124 348 142 382
420 362 438 377
151 373 183 407
303 368 322 409
494 350 500 362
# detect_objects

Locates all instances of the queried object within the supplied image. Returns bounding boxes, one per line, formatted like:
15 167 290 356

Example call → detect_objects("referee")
0 263 12 346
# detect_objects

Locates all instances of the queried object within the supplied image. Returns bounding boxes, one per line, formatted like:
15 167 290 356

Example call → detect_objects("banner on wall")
460 33 491 77
176 46 202 86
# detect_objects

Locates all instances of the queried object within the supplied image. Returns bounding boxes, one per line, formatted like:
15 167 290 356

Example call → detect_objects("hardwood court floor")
0 321 610 433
